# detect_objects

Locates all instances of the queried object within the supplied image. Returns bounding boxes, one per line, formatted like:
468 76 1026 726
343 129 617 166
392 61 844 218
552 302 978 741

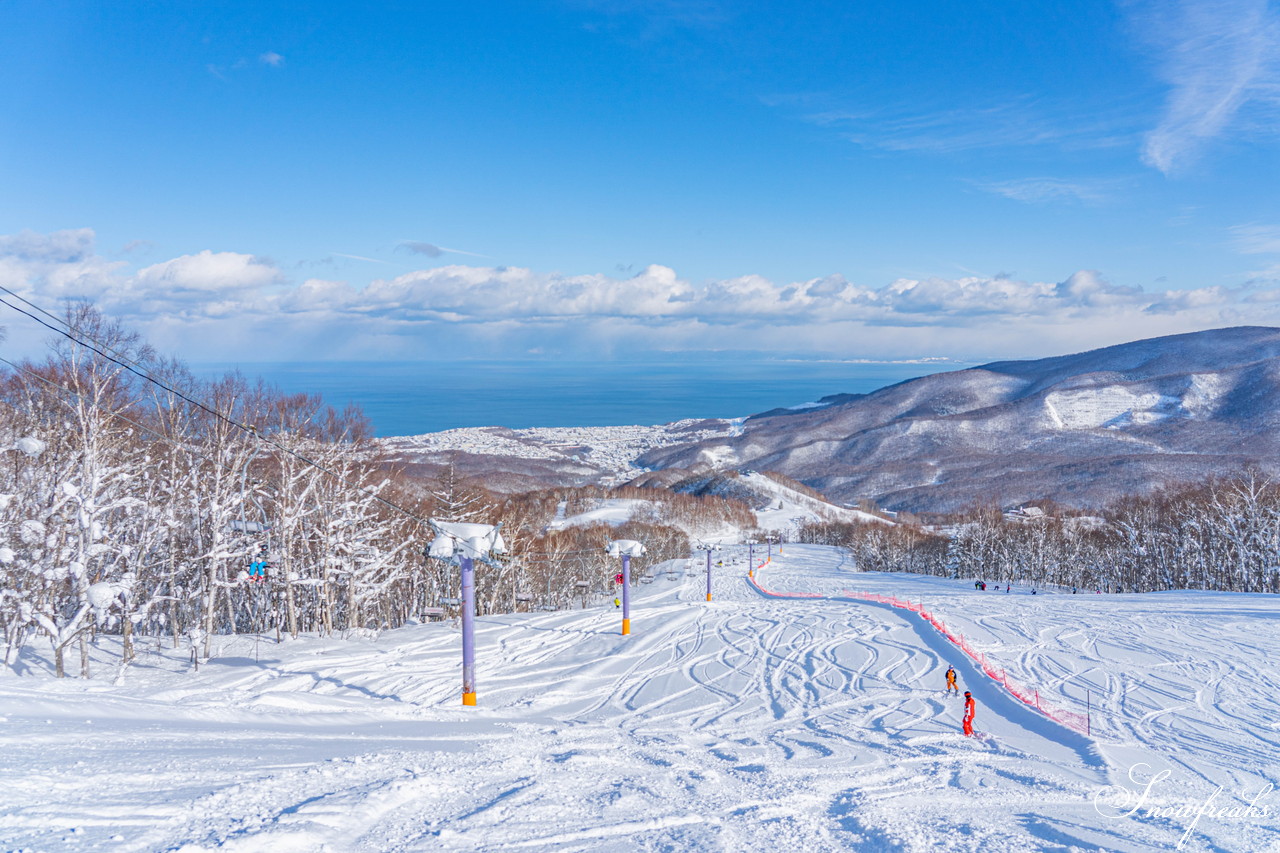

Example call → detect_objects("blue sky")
2 0 1279 363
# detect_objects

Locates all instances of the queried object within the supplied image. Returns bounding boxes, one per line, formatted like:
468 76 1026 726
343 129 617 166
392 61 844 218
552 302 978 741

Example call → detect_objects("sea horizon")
190 358 974 437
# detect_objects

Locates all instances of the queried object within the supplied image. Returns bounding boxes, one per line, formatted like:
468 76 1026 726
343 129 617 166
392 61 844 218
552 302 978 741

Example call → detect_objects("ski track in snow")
1 545 1277 851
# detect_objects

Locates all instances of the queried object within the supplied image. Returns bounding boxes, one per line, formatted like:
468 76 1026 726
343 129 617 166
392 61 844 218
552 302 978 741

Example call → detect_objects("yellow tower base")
462 692 476 706
622 619 631 635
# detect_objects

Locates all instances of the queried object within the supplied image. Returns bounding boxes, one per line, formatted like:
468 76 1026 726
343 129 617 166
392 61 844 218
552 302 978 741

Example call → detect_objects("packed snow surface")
735 471 887 531
543 472 884 540
1 546 1276 851
546 499 653 531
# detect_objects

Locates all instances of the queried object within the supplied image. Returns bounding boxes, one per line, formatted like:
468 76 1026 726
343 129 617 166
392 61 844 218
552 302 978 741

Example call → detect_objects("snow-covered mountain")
638 326 1280 512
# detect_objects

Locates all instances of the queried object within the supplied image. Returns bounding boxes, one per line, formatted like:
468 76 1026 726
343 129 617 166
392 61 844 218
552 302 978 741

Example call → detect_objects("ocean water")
191 359 971 437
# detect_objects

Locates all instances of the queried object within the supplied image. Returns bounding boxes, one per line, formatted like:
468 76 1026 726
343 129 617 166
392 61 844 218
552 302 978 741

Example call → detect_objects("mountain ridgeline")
636 326 1280 512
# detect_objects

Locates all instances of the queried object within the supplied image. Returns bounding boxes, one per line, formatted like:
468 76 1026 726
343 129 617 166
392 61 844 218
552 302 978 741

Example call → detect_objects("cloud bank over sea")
3 228 1278 363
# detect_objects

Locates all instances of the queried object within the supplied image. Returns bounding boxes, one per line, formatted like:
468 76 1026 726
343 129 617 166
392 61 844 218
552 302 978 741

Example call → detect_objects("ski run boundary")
746 569 1091 736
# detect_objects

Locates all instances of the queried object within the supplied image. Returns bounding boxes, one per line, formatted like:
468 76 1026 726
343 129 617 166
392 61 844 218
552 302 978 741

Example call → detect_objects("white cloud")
1135 0 1280 173
0 229 125 304
0 228 95 262
259 52 285 67
357 263 694 321
134 250 280 294
1 228 1278 362
275 278 356 315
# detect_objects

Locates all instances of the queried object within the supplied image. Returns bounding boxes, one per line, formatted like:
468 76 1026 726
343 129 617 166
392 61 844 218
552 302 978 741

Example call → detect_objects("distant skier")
613 597 621 608
1006 585 1011 593
945 666 959 695
962 691 976 736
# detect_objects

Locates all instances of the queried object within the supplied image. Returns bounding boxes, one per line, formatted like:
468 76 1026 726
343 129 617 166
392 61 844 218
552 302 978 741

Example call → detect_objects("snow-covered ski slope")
1 546 1276 852
544 471 885 541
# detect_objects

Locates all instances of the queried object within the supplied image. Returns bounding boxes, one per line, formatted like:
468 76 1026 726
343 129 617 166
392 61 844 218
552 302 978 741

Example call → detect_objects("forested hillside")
802 475 1280 594
0 307 751 676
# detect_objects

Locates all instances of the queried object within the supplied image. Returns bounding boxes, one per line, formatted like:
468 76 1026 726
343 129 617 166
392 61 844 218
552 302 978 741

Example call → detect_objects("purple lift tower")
428 519 506 706
700 543 721 602
607 539 646 635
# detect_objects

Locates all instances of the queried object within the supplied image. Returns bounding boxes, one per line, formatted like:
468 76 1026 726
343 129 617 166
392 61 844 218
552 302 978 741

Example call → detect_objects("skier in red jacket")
962 691 976 736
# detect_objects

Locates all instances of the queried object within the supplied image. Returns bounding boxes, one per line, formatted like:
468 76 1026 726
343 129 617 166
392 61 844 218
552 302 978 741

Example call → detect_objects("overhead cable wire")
0 294 431 529
0 353 222 471
0 285 162 380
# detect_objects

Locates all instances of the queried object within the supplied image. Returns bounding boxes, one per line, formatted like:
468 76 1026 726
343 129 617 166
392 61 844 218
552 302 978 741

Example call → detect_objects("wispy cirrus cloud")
1230 223 1280 284
770 2 1280 174
1 228 1276 361
972 177 1121 205
1230 224 1280 254
207 50 287 80
1133 0 1280 173
397 240 489 259
798 95 1140 156
330 252 393 265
